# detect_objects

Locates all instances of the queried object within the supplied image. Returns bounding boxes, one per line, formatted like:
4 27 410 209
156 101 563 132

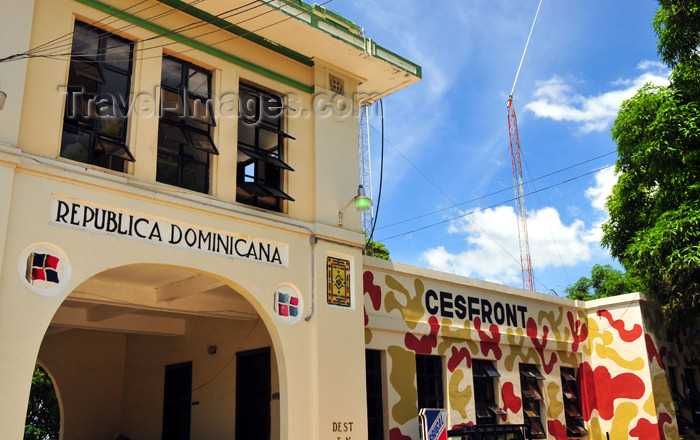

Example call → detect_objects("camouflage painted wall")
363 258 699 440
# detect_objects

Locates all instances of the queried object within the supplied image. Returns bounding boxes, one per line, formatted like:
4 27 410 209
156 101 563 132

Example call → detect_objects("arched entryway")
34 263 280 440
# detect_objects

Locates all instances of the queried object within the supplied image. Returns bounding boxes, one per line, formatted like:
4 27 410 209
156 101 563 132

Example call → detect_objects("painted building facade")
0 0 420 439
0 1 698 440
363 258 700 440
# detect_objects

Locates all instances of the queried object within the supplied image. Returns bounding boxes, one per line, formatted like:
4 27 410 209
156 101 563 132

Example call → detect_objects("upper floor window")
60 22 135 172
472 359 505 425
560 367 587 438
156 56 218 193
416 354 443 410
520 364 546 439
237 84 294 212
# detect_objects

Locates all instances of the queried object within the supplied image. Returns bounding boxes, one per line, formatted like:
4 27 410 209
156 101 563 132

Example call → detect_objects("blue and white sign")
418 408 447 440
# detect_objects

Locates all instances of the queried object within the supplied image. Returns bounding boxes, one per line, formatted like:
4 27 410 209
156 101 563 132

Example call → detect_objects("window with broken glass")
472 360 505 425
157 56 218 193
60 21 135 172
236 84 294 212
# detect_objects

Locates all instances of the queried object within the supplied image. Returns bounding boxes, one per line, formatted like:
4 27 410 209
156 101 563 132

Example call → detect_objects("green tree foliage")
25 364 60 440
365 240 391 260
602 0 700 324
564 264 642 301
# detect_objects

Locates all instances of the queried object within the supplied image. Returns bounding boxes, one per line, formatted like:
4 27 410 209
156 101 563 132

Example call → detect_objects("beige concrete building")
0 0 419 439
0 1 698 440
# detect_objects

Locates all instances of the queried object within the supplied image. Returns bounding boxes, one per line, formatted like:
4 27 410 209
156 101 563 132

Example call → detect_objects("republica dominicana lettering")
53 199 285 266
425 289 528 328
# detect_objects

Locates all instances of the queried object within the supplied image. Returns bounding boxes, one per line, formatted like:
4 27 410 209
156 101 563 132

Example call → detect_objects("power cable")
0 0 200 62
447 146 511 274
33 0 267 61
377 164 613 242
7 0 272 63
26 0 153 56
142 0 334 62
365 122 532 287
376 150 615 230
521 153 571 286
367 99 384 250
30 0 217 60
2 0 330 65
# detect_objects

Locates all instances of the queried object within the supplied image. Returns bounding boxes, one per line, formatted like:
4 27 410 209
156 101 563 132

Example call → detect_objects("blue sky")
327 1 670 295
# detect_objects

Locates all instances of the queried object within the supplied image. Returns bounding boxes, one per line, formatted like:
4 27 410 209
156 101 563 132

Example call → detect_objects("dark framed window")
520 364 546 438
416 354 443 410
366 350 385 440
162 361 192 440
236 347 271 440
157 56 218 193
60 21 135 172
672 367 700 433
472 359 505 425
237 84 295 212
560 367 588 438
685 369 700 428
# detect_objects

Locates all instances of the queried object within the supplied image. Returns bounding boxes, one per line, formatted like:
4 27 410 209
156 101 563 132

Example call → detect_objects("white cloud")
422 205 600 285
524 62 670 132
636 59 668 72
422 168 618 285
585 166 617 212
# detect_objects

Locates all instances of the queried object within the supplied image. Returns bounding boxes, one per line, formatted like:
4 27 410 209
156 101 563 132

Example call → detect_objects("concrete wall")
363 257 700 440
0 0 412 439
39 330 127 440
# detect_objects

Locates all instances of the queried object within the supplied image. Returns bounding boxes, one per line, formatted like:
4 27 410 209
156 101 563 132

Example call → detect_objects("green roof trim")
311 5 360 31
373 42 423 79
155 0 314 67
257 0 421 78
75 0 315 93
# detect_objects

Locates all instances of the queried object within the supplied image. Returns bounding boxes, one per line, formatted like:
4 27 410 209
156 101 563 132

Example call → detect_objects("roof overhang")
156 0 422 99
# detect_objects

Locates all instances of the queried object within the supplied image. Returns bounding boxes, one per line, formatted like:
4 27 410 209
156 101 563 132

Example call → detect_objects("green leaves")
603 1 700 325
653 0 700 67
564 264 642 301
24 364 60 440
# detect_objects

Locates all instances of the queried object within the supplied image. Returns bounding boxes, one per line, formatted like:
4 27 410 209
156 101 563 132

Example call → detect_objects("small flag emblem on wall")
26 253 60 284
273 285 303 324
276 292 299 317
18 243 71 297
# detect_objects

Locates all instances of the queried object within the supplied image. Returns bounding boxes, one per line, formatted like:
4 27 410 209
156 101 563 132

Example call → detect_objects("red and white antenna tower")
507 99 534 291
507 0 543 291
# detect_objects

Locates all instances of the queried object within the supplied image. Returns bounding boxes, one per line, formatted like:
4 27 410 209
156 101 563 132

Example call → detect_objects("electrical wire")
522 152 571 286
367 98 384 250
376 150 615 230
6 0 271 62
0 0 202 62
144 0 333 62
365 122 611 293
377 164 614 242
28 0 219 60
25 0 153 56
30 0 270 61
1 0 332 65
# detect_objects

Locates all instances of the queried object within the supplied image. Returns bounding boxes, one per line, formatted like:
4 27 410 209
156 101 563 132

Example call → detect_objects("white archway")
35 263 282 440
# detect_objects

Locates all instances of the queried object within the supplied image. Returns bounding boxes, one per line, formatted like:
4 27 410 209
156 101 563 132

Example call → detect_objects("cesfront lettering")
425 289 528 328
